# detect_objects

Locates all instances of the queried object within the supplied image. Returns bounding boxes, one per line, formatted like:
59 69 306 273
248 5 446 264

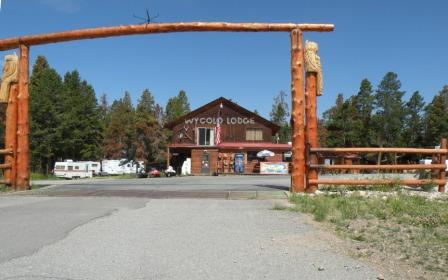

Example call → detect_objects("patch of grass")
0 184 10 192
30 172 60 180
319 182 401 192
289 192 448 278
116 173 138 179
421 182 437 192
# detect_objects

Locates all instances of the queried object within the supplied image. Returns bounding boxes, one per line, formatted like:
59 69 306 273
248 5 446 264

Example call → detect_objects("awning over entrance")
169 142 291 151
217 142 291 151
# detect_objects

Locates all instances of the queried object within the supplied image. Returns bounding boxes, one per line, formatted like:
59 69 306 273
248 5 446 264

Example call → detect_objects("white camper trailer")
101 159 145 175
53 160 93 179
78 161 101 175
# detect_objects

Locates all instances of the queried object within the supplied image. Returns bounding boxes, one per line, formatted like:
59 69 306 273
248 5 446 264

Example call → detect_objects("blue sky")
0 0 447 118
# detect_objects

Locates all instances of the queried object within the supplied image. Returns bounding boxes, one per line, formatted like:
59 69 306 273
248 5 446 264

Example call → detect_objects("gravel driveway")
0 197 380 280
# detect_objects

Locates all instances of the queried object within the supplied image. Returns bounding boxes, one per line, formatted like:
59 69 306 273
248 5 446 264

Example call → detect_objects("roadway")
0 175 382 279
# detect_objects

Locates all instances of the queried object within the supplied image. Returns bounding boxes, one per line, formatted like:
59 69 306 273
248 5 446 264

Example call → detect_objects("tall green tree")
323 94 362 147
352 79 374 146
29 56 63 173
164 90 191 123
372 72 405 147
270 90 291 143
103 92 135 159
58 71 102 160
134 89 166 164
425 85 448 146
402 91 425 147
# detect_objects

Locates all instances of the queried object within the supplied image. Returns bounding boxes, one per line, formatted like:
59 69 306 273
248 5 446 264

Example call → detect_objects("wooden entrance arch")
0 22 334 191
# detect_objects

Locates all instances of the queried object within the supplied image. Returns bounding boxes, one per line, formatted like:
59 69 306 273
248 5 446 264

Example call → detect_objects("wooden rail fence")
305 138 448 192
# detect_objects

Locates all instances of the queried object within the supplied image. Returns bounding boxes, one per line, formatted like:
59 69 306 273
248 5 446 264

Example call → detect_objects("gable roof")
164 97 280 134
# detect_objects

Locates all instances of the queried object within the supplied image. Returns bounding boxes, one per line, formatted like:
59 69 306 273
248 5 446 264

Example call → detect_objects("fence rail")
0 149 13 155
309 179 445 186
309 164 446 170
310 147 448 154
307 138 448 192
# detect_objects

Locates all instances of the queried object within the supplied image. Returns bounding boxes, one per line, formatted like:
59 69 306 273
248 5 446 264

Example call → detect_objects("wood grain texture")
16 44 30 190
309 179 446 186
3 84 18 188
290 29 305 193
0 22 334 51
305 72 318 193
439 138 447 192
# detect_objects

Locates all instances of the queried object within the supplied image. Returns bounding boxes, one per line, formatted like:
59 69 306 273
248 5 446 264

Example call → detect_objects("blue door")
234 153 245 174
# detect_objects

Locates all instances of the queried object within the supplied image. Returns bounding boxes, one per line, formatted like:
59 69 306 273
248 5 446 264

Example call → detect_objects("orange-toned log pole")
4 84 18 189
310 147 448 154
310 164 447 170
439 138 447 192
305 72 318 193
16 44 30 190
290 28 306 193
309 179 446 186
0 22 334 51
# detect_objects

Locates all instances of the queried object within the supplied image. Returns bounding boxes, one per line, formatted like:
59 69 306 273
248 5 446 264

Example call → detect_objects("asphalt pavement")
0 196 380 280
29 175 291 199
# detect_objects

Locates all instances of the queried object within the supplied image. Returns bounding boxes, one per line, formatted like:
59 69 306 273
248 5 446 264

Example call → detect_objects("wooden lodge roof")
164 97 281 134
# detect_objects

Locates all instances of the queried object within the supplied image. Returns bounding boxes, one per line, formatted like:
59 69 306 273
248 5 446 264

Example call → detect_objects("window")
198 128 214 146
92 164 98 167
74 166 79 170
68 166 73 171
55 165 64 170
246 128 263 141
247 151 258 161
283 151 292 162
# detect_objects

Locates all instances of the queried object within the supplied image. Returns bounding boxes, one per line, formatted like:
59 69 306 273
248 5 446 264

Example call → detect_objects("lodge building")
165 97 291 175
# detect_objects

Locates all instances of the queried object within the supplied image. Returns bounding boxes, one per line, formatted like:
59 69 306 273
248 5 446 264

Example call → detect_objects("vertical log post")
439 138 446 192
16 44 30 190
4 84 18 189
290 29 306 193
305 72 318 193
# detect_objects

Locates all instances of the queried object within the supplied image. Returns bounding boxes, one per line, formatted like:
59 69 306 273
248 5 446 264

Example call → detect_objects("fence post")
16 44 30 190
4 84 18 189
305 72 318 193
290 29 306 193
439 138 446 192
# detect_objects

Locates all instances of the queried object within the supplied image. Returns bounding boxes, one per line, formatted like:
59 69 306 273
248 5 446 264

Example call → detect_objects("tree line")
27 56 190 174
3 56 446 172
269 72 448 163
321 72 448 149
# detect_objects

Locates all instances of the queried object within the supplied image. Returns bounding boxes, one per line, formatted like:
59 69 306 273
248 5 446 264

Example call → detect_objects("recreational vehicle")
78 161 101 175
101 159 145 175
53 160 94 179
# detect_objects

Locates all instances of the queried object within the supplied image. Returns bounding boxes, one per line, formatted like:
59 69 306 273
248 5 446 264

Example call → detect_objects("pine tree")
270 90 291 143
353 79 374 147
103 92 135 159
164 90 191 124
373 72 405 147
134 89 157 163
403 91 425 147
425 85 448 146
323 94 362 147
29 56 63 173
58 71 102 161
